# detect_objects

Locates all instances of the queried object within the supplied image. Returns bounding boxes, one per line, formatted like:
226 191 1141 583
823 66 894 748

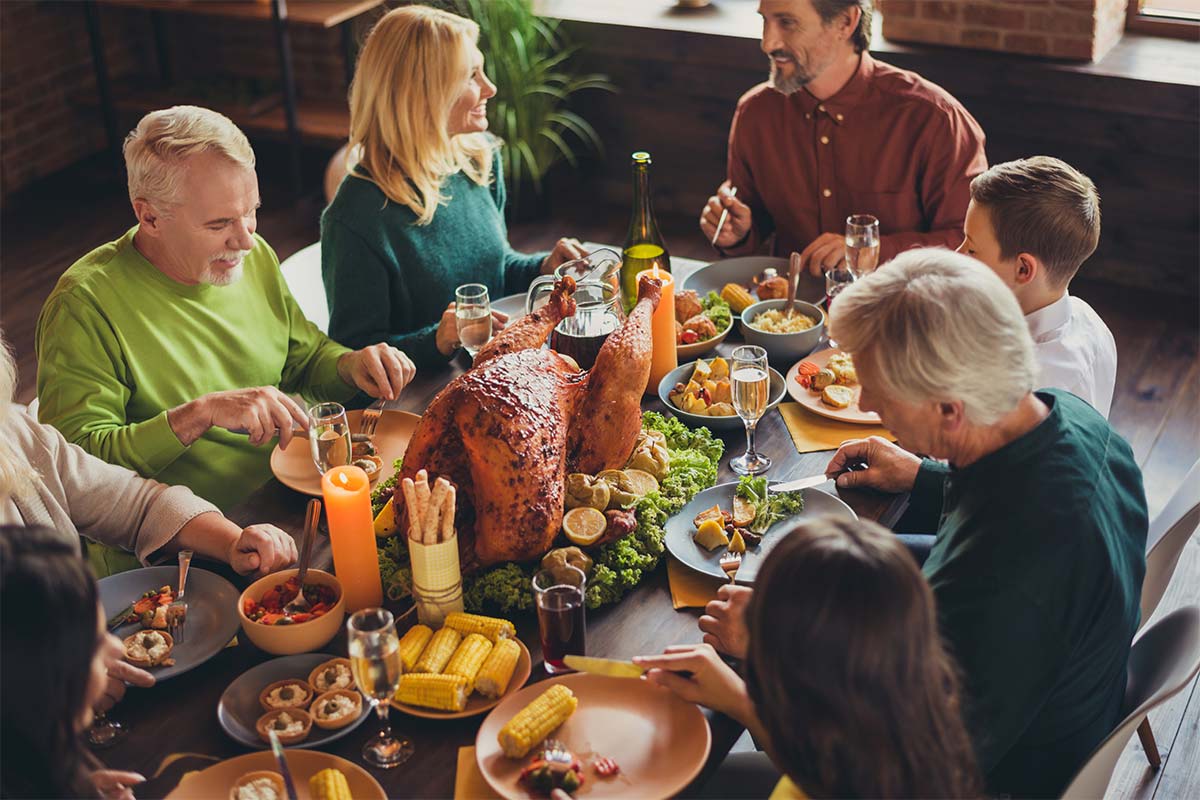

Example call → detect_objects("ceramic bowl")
237 569 345 656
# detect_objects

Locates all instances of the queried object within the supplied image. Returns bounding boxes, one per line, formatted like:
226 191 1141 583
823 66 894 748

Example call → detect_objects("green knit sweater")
320 153 548 368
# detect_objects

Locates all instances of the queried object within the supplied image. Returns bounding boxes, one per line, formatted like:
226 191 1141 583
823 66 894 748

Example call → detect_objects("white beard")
202 252 249 286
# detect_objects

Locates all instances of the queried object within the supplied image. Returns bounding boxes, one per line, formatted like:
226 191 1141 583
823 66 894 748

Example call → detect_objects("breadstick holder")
409 536 464 626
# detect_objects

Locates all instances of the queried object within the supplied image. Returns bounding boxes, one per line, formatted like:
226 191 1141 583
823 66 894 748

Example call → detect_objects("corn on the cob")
396 673 469 711
398 624 434 672
444 633 493 689
413 626 461 674
309 767 351 800
475 638 521 699
497 684 577 758
444 612 516 643
721 283 755 313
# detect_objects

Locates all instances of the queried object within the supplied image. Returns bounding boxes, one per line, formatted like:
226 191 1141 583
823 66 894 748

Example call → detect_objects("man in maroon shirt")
700 0 988 274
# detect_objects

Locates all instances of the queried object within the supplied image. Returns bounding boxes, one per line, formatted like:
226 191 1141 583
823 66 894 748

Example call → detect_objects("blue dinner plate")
218 653 370 750
664 480 857 583
99 565 240 682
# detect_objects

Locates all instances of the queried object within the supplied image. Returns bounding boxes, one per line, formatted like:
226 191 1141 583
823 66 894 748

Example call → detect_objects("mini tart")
258 678 314 712
123 629 174 668
255 708 312 745
308 657 356 693
310 689 363 730
229 770 286 800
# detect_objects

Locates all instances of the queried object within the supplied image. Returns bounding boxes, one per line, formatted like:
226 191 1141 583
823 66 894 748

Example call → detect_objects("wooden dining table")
103 260 906 798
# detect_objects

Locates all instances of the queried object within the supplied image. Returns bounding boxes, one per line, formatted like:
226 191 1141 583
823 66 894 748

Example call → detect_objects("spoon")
785 252 801 318
283 499 321 616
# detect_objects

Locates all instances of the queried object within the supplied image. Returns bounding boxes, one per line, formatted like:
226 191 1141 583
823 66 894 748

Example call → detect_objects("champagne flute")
308 402 351 475
455 283 492 358
86 710 126 747
845 214 880 277
348 608 413 768
729 345 772 475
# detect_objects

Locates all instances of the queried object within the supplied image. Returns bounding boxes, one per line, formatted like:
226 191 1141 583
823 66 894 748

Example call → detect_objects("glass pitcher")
526 248 624 371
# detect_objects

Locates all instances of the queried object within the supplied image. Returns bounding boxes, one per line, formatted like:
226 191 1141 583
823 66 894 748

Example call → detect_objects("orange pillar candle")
320 465 384 612
639 267 677 394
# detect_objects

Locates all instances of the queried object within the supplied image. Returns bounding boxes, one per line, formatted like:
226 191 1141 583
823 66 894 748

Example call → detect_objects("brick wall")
0 2 373 201
879 0 1127 61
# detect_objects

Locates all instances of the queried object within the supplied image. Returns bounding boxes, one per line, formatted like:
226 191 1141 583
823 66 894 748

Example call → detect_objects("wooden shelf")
101 0 385 29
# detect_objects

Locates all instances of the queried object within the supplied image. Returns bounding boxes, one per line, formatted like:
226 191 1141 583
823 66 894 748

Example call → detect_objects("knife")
267 729 300 800
769 460 867 493
563 655 645 678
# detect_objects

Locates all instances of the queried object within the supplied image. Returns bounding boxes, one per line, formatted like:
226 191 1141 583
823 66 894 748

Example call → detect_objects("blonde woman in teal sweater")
322 5 584 368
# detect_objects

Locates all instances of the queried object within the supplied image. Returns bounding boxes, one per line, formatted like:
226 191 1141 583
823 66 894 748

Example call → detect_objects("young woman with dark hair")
636 516 980 799
0 524 145 799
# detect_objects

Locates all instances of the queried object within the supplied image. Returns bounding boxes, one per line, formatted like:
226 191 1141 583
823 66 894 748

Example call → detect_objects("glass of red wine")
532 565 587 674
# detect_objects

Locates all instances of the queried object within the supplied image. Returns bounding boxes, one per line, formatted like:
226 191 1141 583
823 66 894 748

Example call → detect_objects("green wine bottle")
620 151 671 312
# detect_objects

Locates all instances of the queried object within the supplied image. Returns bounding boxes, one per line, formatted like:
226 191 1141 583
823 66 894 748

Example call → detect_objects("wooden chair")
1061 606 1200 799
1134 459 1200 766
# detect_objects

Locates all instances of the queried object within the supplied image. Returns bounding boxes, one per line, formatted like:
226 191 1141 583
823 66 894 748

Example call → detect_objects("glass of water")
348 608 412 768
730 345 772 476
455 283 492 358
308 402 351 475
845 214 880 277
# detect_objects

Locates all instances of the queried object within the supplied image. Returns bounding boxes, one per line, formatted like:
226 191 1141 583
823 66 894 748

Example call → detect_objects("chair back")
1061 606 1200 799
1141 460 1200 624
279 242 329 334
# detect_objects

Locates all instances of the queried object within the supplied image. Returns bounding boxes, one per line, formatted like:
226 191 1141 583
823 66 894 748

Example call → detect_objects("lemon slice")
373 495 400 537
622 469 659 497
562 507 608 547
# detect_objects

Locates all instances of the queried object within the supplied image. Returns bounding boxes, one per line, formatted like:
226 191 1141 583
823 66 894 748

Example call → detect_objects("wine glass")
86 711 126 748
845 214 880 277
455 283 492 358
308 402 351 475
348 608 413 769
729 345 772 475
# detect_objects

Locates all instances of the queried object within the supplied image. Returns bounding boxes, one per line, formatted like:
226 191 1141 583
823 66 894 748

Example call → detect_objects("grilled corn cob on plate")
218 653 370 750
391 637 532 720
163 750 384 799
475 673 712 800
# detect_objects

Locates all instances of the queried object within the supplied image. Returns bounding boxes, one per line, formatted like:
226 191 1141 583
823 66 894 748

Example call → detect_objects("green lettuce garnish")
734 475 805 535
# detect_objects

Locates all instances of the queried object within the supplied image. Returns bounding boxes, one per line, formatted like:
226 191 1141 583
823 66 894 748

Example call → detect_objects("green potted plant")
449 0 615 218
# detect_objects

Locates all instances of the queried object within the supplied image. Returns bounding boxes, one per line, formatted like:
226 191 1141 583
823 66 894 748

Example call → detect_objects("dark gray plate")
218 653 370 749
99 566 240 682
680 257 824 317
657 361 787 431
665 481 857 583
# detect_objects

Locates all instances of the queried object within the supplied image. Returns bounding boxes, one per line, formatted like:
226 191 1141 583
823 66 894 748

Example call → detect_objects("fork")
358 398 385 438
719 550 742 583
167 549 192 643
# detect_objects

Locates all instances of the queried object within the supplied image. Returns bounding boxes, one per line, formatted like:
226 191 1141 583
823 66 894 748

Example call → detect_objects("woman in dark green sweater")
321 5 582 368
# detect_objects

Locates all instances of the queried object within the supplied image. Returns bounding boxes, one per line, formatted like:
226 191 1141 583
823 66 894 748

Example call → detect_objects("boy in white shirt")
958 156 1117 417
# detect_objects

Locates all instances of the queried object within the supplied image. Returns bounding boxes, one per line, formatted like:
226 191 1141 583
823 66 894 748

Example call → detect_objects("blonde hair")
348 5 495 225
0 334 38 500
829 248 1037 426
123 105 255 213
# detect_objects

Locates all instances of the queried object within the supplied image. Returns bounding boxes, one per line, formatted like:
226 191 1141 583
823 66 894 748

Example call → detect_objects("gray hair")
123 105 255 213
828 248 1037 426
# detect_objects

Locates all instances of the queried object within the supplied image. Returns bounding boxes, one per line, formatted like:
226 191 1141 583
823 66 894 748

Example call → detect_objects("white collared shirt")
1027 293 1117 417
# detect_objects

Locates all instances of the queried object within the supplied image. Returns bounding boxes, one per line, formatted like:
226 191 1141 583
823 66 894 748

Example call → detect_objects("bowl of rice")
741 298 825 365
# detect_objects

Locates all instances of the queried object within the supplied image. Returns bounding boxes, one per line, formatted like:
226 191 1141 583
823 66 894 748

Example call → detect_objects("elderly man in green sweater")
36 106 416 573
690 249 1146 798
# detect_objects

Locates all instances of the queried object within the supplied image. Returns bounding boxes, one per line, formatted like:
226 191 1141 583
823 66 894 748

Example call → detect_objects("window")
1126 0 1200 39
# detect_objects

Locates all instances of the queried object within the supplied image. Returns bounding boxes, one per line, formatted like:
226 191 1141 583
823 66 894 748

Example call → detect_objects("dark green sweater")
320 153 547 368
911 390 1147 798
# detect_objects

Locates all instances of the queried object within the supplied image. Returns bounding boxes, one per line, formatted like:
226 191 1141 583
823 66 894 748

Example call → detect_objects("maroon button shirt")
727 53 988 263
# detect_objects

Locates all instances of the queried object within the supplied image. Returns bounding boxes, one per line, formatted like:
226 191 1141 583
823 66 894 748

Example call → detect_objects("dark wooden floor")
2 155 1197 798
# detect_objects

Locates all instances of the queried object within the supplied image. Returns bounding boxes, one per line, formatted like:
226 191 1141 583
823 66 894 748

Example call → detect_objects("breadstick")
400 478 421 542
414 470 431 542
439 485 457 543
427 477 450 544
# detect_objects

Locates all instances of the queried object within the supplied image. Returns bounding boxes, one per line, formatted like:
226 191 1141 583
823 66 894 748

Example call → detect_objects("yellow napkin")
778 401 894 454
456 746 502 800
667 556 726 609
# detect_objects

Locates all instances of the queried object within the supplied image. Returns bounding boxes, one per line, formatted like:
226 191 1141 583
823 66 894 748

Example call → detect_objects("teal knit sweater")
320 153 547 367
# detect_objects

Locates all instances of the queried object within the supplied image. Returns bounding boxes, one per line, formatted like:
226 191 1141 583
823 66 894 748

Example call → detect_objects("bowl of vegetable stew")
238 569 345 655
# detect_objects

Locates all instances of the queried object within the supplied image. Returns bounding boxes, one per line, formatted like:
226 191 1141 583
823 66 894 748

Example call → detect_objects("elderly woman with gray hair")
704 249 1147 799
830 249 1147 797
